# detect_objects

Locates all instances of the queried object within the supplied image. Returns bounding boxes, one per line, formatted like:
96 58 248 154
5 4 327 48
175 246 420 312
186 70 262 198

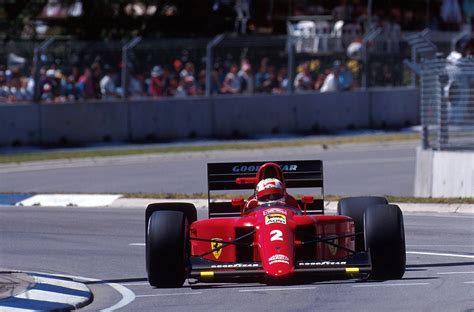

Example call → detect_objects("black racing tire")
337 196 388 251
364 204 406 280
146 202 197 227
145 202 196 247
146 210 189 287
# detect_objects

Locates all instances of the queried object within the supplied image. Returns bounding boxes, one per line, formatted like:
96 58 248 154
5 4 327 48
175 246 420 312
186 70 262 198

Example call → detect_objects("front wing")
189 252 371 282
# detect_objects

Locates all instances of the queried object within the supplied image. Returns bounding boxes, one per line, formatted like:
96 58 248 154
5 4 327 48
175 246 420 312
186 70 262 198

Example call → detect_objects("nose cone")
256 209 295 278
265 254 293 277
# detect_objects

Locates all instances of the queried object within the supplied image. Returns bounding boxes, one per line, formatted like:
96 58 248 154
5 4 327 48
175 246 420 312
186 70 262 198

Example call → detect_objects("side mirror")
232 197 245 216
231 197 245 207
236 177 258 185
301 196 314 215
301 196 314 204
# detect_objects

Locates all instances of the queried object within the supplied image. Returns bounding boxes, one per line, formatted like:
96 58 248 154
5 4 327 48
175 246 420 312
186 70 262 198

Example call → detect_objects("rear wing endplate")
207 160 324 218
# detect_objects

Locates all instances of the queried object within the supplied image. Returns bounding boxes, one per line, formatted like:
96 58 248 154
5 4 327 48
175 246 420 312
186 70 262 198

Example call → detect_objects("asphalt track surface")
0 205 473 311
1 140 473 311
0 140 417 196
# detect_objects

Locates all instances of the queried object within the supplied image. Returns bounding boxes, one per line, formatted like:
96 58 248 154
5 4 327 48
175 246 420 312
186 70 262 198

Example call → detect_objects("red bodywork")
185 160 371 282
191 207 354 278
190 203 354 277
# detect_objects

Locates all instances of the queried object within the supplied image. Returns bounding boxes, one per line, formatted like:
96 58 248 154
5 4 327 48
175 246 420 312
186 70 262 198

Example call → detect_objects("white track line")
352 283 429 288
136 292 202 298
407 251 474 259
436 271 474 275
407 245 474 248
464 281 474 284
129 243 145 246
120 282 150 286
100 283 136 312
238 286 316 293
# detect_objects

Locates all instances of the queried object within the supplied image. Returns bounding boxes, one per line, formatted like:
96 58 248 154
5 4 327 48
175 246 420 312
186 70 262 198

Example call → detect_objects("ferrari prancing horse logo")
211 238 223 259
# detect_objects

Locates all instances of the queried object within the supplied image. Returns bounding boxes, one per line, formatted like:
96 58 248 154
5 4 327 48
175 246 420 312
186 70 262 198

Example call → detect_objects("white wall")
415 148 474 197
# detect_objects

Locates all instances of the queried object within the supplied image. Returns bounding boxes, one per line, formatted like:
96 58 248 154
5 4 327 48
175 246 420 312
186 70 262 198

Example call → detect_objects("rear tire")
364 204 406 280
337 196 388 251
146 210 189 287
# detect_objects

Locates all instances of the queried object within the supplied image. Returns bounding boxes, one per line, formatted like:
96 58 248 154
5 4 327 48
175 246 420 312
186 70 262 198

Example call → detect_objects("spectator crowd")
4 0 473 103
0 56 356 103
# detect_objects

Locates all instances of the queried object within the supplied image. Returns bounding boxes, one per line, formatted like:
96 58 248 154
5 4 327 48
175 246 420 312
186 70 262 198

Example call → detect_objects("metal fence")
420 57 474 150
0 34 413 103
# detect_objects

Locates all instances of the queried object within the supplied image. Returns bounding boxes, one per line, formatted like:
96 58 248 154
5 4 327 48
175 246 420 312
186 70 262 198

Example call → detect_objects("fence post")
121 37 142 99
411 47 417 87
287 35 295 94
404 29 437 87
362 43 368 89
439 83 449 150
451 28 470 52
33 38 54 102
205 34 225 97
362 28 380 89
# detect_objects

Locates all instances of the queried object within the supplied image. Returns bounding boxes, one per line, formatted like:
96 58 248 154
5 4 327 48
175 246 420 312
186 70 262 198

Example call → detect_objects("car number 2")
270 229 283 241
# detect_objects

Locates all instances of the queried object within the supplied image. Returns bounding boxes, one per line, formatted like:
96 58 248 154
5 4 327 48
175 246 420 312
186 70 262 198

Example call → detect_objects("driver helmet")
256 178 285 202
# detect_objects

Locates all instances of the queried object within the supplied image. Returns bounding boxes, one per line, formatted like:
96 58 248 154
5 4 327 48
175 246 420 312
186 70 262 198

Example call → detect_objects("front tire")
337 196 388 251
364 204 406 280
146 210 188 287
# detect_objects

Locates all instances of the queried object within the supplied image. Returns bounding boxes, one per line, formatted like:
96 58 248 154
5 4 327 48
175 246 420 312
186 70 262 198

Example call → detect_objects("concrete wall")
40 101 129 144
130 98 214 140
293 91 370 132
0 103 40 145
369 88 420 128
0 87 419 146
414 147 474 197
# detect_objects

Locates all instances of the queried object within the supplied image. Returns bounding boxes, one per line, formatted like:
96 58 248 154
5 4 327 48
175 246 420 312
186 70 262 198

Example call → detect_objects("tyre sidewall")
364 204 406 280
337 196 388 251
146 210 188 287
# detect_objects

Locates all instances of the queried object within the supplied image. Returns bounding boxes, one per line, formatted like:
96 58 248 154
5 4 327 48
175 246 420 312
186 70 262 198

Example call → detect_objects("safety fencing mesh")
420 57 474 150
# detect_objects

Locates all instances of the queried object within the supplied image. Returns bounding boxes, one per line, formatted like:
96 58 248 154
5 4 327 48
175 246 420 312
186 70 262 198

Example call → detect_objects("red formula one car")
145 160 406 287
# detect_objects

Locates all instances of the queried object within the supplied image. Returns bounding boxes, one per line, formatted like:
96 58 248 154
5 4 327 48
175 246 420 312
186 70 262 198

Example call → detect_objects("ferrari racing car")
145 160 406 287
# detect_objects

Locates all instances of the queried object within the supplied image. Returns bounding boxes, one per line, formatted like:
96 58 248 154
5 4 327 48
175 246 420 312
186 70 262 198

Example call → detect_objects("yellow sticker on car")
200 271 214 278
346 267 360 273
265 214 286 225
211 238 223 259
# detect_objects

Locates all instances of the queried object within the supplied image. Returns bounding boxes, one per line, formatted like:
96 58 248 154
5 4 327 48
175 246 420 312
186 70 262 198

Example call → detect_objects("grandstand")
0 0 472 103
0 1 465 39
1 1 471 198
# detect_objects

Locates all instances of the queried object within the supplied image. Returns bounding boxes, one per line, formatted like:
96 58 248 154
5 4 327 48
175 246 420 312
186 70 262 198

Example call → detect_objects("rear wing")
207 160 324 218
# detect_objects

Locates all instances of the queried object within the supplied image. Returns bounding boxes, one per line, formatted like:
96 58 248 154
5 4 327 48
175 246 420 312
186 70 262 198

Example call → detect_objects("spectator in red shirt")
78 68 95 99
149 65 165 97
172 59 183 77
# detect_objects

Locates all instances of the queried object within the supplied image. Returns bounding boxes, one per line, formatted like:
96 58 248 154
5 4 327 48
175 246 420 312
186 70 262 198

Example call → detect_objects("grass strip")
1 191 471 204
0 133 419 164
121 193 473 204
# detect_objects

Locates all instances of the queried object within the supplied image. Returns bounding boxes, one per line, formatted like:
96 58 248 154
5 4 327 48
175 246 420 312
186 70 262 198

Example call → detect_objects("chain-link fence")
420 57 474 150
1 34 414 103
